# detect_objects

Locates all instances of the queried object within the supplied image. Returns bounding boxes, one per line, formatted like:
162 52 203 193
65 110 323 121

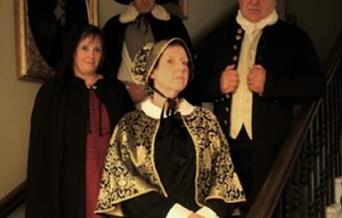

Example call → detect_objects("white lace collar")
139 97 194 119
119 3 170 23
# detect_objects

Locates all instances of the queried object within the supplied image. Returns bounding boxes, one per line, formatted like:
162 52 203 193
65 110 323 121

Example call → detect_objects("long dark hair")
56 24 105 82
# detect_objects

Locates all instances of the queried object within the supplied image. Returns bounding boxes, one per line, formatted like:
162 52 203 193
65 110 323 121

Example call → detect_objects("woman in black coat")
26 25 134 218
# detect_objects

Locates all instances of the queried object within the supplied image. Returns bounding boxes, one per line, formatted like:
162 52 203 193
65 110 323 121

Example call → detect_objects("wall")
286 0 342 61
0 0 41 200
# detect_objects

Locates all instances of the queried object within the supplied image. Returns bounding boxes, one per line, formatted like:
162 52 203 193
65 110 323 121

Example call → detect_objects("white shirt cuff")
166 203 193 218
196 206 220 218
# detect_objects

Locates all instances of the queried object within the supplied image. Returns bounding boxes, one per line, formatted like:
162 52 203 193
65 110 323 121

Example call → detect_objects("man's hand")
220 64 239 94
125 81 146 104
247 64 266 96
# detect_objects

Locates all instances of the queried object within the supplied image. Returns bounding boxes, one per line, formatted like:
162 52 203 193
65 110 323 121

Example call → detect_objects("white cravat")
230 10 278 140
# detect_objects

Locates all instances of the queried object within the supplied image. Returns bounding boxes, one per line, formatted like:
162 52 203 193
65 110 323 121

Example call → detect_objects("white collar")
139 97 194 119
119 3 170 23
236 9 278 33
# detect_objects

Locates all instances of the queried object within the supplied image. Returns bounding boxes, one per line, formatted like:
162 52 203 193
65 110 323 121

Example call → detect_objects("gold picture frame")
14 0 98 81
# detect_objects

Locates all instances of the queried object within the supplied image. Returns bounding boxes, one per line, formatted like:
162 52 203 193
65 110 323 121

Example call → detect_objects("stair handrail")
246 31 342 218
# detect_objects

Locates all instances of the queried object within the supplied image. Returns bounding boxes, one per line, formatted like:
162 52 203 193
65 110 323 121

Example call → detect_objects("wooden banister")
246 31 342 218
0 181 26 217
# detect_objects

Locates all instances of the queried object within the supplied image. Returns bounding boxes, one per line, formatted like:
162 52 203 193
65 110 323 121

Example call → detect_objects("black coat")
196 18 325 139
26 77 134 218
102 13 192 78
193 18 325 198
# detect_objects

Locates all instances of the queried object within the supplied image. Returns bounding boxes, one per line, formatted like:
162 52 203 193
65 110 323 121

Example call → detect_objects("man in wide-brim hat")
103 0 192 105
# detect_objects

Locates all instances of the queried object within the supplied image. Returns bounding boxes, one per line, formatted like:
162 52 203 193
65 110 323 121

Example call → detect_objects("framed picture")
14 0 98 81
162 0 188 19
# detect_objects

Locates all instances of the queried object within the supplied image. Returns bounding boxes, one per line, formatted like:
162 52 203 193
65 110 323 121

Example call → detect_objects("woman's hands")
188 213 205 218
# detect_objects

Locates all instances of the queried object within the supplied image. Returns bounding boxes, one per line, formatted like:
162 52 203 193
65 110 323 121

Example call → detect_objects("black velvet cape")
26 77 134 218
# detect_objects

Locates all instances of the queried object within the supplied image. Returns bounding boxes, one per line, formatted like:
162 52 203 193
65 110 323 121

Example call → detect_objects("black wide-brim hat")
114 0 175 5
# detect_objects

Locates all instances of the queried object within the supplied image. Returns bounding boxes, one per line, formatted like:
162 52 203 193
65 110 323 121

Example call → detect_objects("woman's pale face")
133 0 156 14
150 45 189 98
73 35 102 76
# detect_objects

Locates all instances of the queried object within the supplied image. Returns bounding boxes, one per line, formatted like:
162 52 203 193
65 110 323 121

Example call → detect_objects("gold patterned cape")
96 99 245 216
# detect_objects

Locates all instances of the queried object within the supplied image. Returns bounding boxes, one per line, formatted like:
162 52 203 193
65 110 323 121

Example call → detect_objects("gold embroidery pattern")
96 108 245 216
96 111 162 216
184 107 245 204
